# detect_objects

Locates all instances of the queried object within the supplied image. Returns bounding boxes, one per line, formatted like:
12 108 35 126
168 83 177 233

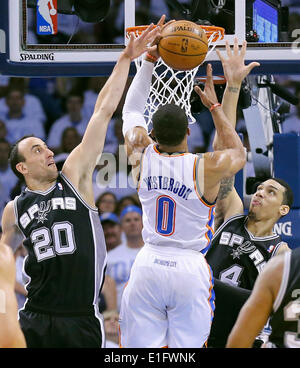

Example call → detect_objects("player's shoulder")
273 241 290 256
4 200 14 211
258 251 286 291
213 214 246 237
2 201 15 221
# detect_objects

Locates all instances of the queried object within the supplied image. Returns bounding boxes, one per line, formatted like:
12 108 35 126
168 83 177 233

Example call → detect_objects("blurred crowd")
0 73 299 220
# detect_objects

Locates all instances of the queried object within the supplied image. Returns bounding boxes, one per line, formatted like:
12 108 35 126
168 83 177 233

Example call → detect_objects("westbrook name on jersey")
14 172 107 315
206 215 283 290
138 144 215 253
143 175 193 200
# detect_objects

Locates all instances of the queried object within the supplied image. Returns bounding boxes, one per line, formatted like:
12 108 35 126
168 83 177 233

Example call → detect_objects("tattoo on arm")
218 176 235 200
228 87 240 93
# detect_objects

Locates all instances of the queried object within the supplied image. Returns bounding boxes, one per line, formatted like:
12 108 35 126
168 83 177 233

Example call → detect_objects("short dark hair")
271 178 294 209
6 87 24 99
152 104 188 146
96 191 117 208
9 135 34 180
67 89 84 102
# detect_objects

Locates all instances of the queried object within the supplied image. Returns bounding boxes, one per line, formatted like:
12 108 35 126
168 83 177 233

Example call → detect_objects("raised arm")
61 24 160 206
122 16 173 184
1 201 25 253
212 39 260 228
194 65 246 204
122 59 154 183
226 253 284 348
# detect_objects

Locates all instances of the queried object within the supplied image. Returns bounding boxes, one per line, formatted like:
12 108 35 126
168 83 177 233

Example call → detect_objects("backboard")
0 0 299 77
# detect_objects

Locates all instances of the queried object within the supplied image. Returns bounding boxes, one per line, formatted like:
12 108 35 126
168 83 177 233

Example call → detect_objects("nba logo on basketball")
36 0 58 35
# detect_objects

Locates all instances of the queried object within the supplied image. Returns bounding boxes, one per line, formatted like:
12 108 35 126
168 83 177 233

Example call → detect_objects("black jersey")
269 248 300 348
206 215 283 290
14 172 107 315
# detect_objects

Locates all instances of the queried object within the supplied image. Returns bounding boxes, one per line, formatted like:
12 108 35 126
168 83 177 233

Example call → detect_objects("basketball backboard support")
0 0 299 77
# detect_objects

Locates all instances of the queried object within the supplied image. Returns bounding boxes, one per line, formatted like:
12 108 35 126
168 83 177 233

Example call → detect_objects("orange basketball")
158 20 208 71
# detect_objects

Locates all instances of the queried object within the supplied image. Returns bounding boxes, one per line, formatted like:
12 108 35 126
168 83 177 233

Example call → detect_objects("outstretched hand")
194 64 219 110
123 24 160 61
216 38 260 86
147 15 176 60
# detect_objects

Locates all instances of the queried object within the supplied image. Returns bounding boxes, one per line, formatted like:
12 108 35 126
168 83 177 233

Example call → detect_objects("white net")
127 26 224 127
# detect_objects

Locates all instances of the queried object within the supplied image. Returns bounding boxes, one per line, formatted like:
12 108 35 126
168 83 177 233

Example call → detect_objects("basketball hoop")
126 24 225 125
196 75 227 85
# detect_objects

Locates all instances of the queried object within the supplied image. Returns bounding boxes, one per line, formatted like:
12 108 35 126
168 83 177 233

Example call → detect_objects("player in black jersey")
204 39 293 347
0 243 26 347
206 41 293 287
0 24 159 348
227 246 300 348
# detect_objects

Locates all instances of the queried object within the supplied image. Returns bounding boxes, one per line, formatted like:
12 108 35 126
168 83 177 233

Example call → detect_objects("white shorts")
119 244 215 348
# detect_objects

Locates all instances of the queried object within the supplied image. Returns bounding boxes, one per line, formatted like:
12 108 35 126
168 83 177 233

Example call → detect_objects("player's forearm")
102 275 117 311
93 52 132 116
122 60 154 137
226 333 254 348
226 306 259 348
226 315 261 348
0 320 26 348
122 60 154 138
213 84 241 151
10 330 27 348
123 60 154 116
79 52 132 162
211 106 244 156
0 284 26 348
222 84 241 124
65 52 133 175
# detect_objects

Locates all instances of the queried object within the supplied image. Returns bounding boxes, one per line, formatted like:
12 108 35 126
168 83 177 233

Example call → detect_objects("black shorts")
19 309 104 348
207 279 251 348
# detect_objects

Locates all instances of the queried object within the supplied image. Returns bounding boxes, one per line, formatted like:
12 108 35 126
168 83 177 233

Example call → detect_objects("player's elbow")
228 150 246 176
216 151 246 178
212 135 220 152
236 151 247 171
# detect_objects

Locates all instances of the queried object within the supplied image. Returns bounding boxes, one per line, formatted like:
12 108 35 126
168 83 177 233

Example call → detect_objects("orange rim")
196 75 227 85
125 24 225 43
126 25 156 37
200 25 225 42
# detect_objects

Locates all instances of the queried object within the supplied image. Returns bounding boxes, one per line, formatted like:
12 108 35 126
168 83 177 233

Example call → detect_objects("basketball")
158 20 208 71
49 9 57 16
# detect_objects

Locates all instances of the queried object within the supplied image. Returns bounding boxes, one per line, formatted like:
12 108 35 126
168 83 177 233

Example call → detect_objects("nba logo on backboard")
37 0 58 35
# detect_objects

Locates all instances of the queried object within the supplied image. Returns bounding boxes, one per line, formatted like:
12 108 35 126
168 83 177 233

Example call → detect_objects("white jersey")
138 144 215 253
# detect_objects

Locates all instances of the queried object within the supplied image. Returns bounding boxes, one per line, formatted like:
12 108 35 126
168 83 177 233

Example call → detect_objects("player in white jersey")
119 16 256 348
